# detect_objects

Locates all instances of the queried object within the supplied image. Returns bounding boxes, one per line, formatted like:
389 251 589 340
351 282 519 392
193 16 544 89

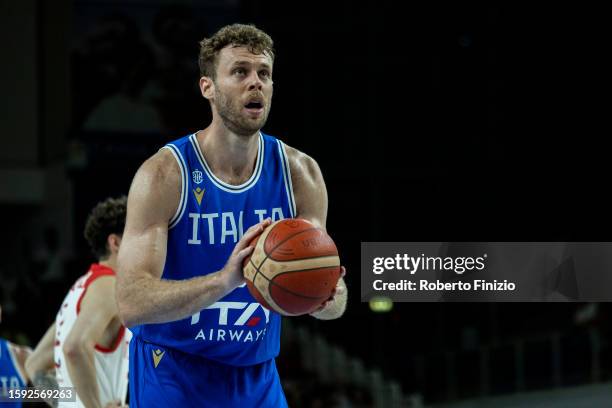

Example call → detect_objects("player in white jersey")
26 197 131 408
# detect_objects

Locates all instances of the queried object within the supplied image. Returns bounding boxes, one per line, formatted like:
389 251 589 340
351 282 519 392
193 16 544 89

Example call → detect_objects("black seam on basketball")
254 267 333 300
277 254 339 262
257 254 338 274
249 258 276 308
249 258 262 287
258 227 320 270
262 265 340 280
249 258 259 275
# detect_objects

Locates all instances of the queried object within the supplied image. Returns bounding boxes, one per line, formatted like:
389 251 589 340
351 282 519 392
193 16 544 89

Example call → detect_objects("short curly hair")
83 196 127 260
198 24 274 79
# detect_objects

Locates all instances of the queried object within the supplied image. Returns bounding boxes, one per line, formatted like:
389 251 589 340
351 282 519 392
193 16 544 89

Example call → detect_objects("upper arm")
65 276 117 350
284 144 328 230
117 149 180 288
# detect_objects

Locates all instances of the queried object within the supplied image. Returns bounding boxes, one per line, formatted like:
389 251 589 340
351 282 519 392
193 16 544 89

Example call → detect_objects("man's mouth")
245 102 263 108
244 100 264 115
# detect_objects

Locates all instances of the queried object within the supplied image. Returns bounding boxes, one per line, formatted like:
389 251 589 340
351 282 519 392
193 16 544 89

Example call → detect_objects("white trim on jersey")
189 133 265 194
161 145 189 229
278 141 297 218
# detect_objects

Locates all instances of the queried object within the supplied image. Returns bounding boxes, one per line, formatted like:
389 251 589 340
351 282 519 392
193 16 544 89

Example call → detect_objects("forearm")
64 346 102 408
311 278 347 320
25 352 53 381
25 323 56 380
118 270 232 327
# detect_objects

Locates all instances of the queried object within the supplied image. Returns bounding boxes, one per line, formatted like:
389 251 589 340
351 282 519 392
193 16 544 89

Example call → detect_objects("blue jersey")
131 132 295 366
0 339 27 407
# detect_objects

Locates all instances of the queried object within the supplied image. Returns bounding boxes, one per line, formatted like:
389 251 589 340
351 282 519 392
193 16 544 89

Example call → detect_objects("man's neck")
196 121 260 185
98 255 117 272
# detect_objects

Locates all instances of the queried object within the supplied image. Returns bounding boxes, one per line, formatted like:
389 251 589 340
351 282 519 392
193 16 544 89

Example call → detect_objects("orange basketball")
243 218 341 316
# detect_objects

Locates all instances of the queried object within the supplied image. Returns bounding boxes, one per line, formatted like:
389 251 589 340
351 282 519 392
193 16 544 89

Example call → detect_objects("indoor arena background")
1 1 611 407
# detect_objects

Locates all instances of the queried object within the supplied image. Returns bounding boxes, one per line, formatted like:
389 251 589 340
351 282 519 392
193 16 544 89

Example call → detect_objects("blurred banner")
361 242 612 302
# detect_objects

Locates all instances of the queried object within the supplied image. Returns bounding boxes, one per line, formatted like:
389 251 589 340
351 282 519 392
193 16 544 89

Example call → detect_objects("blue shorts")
129 336 288 408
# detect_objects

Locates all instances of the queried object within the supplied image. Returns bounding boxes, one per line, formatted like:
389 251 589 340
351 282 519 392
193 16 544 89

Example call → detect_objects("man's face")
211 45 273 136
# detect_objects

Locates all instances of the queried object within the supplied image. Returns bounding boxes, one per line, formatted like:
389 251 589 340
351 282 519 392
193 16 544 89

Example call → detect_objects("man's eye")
259 71 270 78
234 68 246 76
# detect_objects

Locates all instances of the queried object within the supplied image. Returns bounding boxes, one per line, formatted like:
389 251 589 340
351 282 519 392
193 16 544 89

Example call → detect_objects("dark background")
1 0 611 406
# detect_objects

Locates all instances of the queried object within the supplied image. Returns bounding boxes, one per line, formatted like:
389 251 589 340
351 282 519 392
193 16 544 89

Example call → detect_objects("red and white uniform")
54 264 131 408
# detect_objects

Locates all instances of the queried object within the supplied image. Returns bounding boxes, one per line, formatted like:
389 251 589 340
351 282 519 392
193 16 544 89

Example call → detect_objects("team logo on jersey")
193 187 205 206
192 169 203 184
152 349 165 368
190 302 271 343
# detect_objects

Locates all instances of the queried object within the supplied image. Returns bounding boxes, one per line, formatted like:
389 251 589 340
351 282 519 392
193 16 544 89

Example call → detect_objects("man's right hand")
220 218 272 290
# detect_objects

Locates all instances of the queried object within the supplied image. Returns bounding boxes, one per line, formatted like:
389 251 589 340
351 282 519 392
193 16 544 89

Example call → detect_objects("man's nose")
247 71 263 91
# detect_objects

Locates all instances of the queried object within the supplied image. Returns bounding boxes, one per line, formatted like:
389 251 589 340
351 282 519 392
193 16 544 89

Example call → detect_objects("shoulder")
81 275 116 307
81 268 116 297
135 148 181 190
282 143 328 228
283 143 323 184
127 149 181 224
85 273 116 291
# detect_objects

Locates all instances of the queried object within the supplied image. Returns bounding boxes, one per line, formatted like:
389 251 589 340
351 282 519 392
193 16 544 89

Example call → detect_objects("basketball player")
116 24 347 407
0 306 31 408
25 197 131 408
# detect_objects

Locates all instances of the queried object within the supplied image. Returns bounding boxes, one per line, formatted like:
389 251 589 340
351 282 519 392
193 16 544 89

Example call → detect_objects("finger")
246 218 270 234
235 246 255 264
246 218 271 237
234 220 270 253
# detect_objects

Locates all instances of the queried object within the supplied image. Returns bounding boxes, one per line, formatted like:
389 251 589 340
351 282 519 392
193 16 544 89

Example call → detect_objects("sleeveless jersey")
54 264 131 408
131 132 296 366
0 339 27 407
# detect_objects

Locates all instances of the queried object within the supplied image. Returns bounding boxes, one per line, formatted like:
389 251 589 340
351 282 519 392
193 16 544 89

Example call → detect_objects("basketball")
243 218 341 316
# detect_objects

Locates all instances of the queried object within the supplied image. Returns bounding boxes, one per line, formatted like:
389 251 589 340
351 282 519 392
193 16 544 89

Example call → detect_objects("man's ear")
200 76 215 100
107 234 122 255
